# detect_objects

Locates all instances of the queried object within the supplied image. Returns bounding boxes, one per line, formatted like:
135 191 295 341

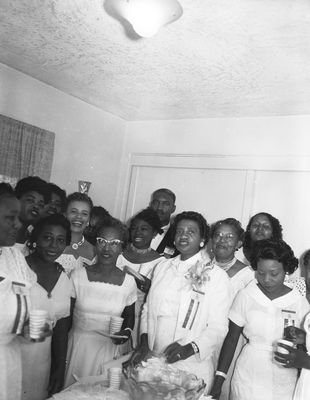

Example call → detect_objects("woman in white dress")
210 218 254 400
210 239 310 400
117 208 165 349
0 183 50 400
274 314 310 400
57 192 96 275
131 211 232 394
242 212 283 264
64 217 137 387
20 213 72 399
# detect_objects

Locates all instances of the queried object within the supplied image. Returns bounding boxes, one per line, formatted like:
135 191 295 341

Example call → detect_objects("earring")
200 241 204 248
33 243 37 249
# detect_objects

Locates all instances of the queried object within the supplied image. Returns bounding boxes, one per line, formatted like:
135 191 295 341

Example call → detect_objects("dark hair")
94 217 128 249
48 183 67 212
91 206 111 220
27 214 71 251
14 176 51 203
210 218 244 241
172 211 210 247
250 239 298 275
243 212 283 250
130 207 162 235
65 192 93 212
152 188 176 204
0 182 15 201
303 250 310 268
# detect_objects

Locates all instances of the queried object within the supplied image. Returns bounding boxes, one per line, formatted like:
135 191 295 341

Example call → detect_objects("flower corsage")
184 260 214 291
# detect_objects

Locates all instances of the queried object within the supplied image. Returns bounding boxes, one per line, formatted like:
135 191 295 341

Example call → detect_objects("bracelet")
191 341 199 354
124 327 133 336
56 357 68 364
215 371 227 379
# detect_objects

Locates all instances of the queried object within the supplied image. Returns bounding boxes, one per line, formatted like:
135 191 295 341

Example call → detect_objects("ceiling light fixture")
110 0 183 38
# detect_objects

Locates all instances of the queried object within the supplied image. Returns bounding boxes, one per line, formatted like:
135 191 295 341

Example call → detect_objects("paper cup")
108 367 122 389
276 339 294 355
139 264 152 278
29 309 47 339
109 316 124 335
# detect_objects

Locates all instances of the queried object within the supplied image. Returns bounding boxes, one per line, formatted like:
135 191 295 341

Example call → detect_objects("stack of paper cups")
139 264 153 278
276 339 294 365
109 316 124 335
108 367 122 389
29 310 48 339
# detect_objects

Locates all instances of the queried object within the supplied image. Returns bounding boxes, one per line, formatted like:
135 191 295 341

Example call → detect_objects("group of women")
1 177 310 400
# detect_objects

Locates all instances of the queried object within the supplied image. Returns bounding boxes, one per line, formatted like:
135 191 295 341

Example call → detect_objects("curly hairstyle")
91 206 111 220
14 176 51 203
0 182 15 201
130 207 162 235
47 183 67 212
65 192 93 212
250 239 298 275
94 217 128 249
27 214 71 251
303 250 310 268
243 212 283 250
210 218 244 241
172 211 210 247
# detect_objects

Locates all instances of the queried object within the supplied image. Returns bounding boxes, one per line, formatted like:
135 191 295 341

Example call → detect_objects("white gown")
0 247 36 400
293 311 310 400
229 280 310 400
116 254 165 349
64 268 137 388
19 269 71 400
220 266 255 400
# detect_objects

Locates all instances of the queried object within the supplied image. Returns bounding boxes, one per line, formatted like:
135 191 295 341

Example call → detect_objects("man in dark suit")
150 188 179 258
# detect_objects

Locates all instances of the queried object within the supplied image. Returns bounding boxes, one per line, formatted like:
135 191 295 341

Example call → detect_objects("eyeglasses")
213 232 236 240
96 237 123 248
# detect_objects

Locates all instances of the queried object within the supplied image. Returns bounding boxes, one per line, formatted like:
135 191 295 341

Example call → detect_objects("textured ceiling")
0 0 310 121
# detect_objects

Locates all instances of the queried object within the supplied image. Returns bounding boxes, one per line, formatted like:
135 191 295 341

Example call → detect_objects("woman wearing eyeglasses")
64 218 137 387
210 218 254 400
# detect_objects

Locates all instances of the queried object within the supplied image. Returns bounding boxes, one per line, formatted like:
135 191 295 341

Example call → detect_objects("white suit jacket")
140 252 233 362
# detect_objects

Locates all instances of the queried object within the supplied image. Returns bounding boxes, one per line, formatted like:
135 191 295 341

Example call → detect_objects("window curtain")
0 114 55 185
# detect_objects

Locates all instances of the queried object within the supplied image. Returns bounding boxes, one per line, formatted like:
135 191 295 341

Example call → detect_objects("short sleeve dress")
293 311 310 399
0 247 36 400
64 267 137 387
19 267 72 400
229 280 310 400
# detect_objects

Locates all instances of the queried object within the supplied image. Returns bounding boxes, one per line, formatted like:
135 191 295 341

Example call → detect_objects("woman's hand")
135 276 151 293
130 341 149 367
48 363 66 396
274 344 310 369
112 329 131 345
22 321 53 342
284 326 306 345
163 342 193 364
210 378 224 400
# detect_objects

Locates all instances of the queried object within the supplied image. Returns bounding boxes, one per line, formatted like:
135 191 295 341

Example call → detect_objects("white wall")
0 63 127 214
118 116 310 267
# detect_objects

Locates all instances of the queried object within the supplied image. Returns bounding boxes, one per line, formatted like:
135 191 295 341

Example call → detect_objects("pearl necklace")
130 243 151 254
212 256 237 272
71 236 85 250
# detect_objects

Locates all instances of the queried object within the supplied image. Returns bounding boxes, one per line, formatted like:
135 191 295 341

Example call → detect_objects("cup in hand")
108 367 122 389
276 339 294 354
29 309 48 339
109 316 124 335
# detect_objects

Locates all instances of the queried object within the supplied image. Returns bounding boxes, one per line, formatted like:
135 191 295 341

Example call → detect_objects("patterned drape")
0 114 55 184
